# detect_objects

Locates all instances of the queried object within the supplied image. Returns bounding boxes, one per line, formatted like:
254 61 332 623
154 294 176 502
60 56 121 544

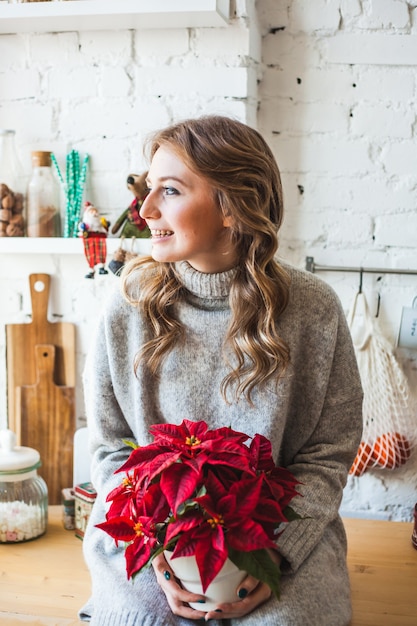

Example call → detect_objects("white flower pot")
165 551 247 611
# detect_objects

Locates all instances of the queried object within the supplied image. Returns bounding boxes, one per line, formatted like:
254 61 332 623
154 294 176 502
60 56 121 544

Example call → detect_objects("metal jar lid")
0 429 41 476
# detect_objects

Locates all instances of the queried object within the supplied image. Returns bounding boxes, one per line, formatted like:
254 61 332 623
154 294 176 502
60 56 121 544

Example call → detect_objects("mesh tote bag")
347 291 416 476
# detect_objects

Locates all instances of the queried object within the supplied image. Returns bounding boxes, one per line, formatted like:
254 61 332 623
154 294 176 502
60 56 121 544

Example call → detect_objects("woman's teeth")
151 230 173 237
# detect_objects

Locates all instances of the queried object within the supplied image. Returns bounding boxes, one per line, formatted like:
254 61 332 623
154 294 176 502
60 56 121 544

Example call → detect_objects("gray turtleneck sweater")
80 261 363 626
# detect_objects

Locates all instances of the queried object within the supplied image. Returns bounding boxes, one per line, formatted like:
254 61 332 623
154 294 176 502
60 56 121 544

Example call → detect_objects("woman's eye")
163 186 179 196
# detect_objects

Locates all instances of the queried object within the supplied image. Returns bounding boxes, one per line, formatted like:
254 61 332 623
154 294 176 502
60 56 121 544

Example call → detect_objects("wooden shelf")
0 236 152 255
0 0 230 34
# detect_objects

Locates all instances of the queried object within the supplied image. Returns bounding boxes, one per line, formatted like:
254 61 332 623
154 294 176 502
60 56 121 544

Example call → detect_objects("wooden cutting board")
15 344 75 505
6 273 75 433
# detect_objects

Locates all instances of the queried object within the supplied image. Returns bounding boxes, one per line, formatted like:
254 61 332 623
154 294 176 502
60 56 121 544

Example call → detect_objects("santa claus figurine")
79 201 110 279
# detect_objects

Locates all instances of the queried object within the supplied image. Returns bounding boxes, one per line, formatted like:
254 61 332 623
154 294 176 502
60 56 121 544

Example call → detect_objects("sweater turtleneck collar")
175 261 236 300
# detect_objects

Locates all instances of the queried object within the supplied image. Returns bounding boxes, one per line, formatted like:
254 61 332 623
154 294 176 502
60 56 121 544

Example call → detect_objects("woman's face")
140 146 237 273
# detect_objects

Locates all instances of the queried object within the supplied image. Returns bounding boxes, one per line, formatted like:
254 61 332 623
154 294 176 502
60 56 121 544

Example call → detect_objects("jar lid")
0 429 41 474
31 151 52 167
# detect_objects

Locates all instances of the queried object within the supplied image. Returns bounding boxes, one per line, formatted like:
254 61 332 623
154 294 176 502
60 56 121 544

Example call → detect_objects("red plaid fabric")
83 233 107 268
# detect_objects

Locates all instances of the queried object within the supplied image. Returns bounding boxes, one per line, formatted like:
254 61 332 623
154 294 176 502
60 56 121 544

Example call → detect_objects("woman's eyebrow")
146 175 190 187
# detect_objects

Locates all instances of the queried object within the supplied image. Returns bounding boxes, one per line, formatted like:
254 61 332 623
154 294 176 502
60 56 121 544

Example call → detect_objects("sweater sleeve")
276 277 363 573
82 288 136 495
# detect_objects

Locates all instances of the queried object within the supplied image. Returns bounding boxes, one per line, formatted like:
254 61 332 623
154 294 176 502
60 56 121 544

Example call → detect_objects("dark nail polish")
215 609 223 612
238 588 248 598
163 570 171 580
197 599 206 603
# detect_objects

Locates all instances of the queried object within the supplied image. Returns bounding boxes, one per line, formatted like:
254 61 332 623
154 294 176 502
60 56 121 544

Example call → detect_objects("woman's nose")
139 193 159 220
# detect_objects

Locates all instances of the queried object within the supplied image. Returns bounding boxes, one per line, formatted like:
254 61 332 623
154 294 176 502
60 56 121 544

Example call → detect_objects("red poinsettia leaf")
115 444 165 473
125 535 153 579
141 482 170 521
204 449 253 473
95 516 135 541
225 475 263 518
249 434 275 471
194 525 228 592
170 521 209 557
226 518 276 552
150 419 209 447
160 462 202 514
252 496 288 524
171 522 227 593
165 512 202 545
106 495 133 520
144 451 183 482
105 478 133 503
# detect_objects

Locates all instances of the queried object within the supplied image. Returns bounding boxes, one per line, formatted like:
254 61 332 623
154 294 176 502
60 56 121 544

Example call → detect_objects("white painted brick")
263 32 322 68
134 66 252 98
48 66 98 99
30 32 80 65
382 140 417 175
260 66 355 102
360 0 410 30
59 99 153 141
192 22 251 59
347 177 417 214
78 30 132 64
324 34 417 65
270 136 373 175
375 213 417 247
134 28 189 58
0 35 26 71
0 69 40 100
256 0 288 35
349 67 414 102
0 100 55 148
340 0 362 22
100 67 131 98
281 208 373 246
262 101 348 134
351 103 413 138
289 0 341 33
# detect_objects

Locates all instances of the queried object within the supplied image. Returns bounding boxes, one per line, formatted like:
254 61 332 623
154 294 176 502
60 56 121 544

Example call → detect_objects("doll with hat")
79 201 110 279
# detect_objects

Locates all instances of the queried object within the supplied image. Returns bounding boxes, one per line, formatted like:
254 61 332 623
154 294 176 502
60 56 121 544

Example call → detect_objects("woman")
80 115 363 625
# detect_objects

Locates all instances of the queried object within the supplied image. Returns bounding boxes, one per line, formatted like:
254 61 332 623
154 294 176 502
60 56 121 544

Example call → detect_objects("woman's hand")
152 553 208 620
152 549 281 622
203 549 281 622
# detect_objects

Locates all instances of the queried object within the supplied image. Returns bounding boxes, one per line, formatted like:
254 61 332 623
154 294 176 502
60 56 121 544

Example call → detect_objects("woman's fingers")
204 580 272 621
152 554 207 620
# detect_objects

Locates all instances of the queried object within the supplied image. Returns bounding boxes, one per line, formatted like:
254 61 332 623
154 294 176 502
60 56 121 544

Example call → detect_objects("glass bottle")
0 129 25 237
26 150 61 237
0 429 48 543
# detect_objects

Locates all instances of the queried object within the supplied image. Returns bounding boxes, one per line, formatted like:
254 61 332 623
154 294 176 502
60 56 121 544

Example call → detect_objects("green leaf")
122 439 139 450
227 548 281 599
282 505 302 522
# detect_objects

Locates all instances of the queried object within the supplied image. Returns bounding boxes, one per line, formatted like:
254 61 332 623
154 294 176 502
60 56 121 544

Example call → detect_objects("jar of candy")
26 150 61 237
0 429 48 543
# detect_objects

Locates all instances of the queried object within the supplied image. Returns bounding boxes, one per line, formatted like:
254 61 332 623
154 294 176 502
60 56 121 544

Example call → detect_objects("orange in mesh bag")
350 433 411 476
347 291 416 476
372 432 411 469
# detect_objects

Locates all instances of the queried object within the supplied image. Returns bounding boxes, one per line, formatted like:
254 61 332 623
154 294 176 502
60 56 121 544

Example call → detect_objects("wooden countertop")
0 507 416 625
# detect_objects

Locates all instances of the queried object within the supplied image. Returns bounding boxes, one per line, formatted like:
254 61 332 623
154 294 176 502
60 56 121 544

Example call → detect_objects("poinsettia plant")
97 419 301 599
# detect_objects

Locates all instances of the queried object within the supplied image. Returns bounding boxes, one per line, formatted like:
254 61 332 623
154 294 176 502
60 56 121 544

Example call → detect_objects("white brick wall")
258 0 417 522
1 0 416 521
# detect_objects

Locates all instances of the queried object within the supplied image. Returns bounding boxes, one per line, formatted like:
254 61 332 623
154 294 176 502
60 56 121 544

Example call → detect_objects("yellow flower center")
185 435 201 446
122 476 132 487
207 514 224 529
133 521 144 536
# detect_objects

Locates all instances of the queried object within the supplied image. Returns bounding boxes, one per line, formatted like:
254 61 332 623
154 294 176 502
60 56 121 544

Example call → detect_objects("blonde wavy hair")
122 115 290 403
